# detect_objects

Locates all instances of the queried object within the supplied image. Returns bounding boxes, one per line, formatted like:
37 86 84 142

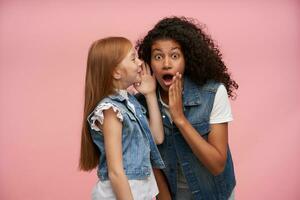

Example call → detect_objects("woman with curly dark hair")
136 16 238 200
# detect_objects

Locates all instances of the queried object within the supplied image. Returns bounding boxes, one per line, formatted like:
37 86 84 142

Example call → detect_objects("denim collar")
108 89 128 102
108 90 137 115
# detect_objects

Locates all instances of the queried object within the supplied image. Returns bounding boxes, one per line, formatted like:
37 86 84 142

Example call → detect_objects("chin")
159 85 169 92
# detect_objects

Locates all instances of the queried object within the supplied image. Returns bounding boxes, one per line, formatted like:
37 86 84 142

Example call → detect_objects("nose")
162 57 171 70
136 58 142 72
136 58 143 66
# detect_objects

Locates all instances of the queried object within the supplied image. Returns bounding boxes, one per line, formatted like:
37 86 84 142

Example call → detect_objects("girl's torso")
88 91 164 181
87 91 164 199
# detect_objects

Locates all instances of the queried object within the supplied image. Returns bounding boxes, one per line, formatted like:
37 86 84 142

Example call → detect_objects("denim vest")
137 77 236 200
87 92 165 181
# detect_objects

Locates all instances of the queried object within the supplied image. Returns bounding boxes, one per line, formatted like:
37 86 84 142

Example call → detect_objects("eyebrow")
152 47 181 52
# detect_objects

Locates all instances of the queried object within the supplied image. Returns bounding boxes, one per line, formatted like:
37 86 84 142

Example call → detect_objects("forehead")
125 47 135 57
151 39 181 52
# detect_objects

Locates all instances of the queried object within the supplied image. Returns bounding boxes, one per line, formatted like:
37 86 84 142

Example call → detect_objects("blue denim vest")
87 92 165 181
159 77 236 199
137 76 236 199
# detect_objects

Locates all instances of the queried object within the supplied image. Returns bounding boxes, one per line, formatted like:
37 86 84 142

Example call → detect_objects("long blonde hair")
79 37 132 171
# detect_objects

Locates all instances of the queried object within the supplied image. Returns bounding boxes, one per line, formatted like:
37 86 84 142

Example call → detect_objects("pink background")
1 0 299 199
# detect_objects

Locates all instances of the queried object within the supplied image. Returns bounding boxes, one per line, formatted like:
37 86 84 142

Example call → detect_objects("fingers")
152 72 156 79
175 72 182 100
140 61 151 75
169 72 182 106
168 72 183 121
172 72 182 90
145 63 151 74
168 76 176 105
140 62 145 76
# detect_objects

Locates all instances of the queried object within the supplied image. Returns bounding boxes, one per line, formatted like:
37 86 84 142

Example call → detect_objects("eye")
153 54 163 60
171 53 180 59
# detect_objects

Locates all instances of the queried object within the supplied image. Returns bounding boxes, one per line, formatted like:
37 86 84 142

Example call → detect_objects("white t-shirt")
209 84 233 124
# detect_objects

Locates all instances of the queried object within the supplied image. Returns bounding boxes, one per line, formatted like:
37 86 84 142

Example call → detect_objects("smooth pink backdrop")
1 0 299 199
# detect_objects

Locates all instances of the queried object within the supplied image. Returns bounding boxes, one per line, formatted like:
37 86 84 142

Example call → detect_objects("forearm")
153 169 171 200
145 92 164 144
109 170 133 200
174 118 226 175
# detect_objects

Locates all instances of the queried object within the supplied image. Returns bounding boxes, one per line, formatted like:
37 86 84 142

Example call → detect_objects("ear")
112 68 122 80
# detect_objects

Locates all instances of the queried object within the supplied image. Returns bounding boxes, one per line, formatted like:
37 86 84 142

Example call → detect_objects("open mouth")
162 74 174 86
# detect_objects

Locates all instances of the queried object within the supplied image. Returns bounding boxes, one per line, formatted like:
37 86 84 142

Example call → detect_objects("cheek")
179 61 185 73
152 68 162 77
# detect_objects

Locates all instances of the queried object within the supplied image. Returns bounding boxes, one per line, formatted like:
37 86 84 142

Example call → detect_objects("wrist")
173 116 188 128
144 91 157 99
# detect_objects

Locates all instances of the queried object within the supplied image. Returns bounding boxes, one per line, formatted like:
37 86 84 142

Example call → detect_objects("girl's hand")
169 72 185 124
134 62 156 97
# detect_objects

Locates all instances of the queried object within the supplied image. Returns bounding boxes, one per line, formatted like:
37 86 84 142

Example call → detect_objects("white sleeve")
209 84 233 124
89 102 123 131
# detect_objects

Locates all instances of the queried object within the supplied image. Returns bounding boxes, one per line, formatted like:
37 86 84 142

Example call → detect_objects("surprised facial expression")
150 39 185 92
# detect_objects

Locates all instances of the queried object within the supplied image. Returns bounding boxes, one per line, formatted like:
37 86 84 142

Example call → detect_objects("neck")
159 87 169 105
113 80 128 90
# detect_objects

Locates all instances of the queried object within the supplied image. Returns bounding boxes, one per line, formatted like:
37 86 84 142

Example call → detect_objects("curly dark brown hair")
136 16 238 98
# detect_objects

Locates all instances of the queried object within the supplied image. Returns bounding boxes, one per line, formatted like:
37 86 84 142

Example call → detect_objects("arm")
135 63 164 144
153 168 172 200
145 91 164 144
103 108 133 199
169 73 228 175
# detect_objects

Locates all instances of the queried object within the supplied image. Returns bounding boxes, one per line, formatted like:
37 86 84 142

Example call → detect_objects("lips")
161 73 174 87
136 72 142 83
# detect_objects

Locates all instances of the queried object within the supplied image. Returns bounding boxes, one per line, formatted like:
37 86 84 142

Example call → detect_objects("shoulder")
87 100 124 132
216 84 228 97
210 84 233 124
185 78 221 94
202 80 221 93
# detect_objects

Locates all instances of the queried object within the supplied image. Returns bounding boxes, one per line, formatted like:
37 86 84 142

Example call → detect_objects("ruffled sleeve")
89 102 123 132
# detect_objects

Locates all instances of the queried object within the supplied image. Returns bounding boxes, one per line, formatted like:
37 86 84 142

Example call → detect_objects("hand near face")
169 72 185 123
134 62 156 96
